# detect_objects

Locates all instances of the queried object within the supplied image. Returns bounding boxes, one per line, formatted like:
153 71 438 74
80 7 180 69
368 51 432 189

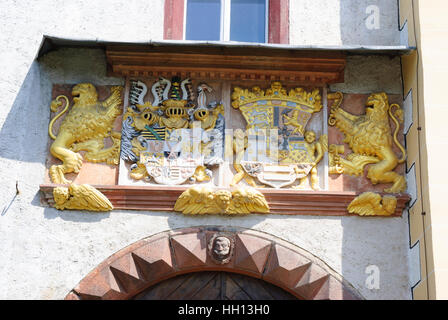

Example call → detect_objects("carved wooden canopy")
106 45 346 85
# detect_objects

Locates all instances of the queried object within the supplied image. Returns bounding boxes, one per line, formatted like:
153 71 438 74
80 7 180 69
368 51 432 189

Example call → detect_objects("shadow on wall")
339 0 400 46
0 61 50 164
0 47 124 164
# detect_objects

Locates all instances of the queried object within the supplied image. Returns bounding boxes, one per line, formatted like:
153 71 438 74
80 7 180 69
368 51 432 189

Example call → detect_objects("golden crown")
232 82 322 113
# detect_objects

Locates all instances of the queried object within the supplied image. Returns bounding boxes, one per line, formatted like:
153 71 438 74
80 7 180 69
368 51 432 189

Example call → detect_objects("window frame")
182 0 270 43
164 0 289 44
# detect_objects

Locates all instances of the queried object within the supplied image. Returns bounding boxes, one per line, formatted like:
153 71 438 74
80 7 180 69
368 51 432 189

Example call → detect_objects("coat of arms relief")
119 80 328 192
120 77 225 186
44 79 408 216
230 82 328 190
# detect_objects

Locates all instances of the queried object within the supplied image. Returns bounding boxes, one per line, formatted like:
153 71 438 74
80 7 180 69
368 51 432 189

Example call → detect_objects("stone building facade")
0 0 444 300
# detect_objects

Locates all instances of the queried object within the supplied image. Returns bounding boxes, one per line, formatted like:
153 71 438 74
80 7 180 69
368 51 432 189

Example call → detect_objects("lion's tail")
389 103 406 164
327 91 343 126
48 95 70 140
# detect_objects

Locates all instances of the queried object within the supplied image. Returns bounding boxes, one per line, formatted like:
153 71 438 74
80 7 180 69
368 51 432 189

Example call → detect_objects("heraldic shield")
231 82 326 189
120 77 225 185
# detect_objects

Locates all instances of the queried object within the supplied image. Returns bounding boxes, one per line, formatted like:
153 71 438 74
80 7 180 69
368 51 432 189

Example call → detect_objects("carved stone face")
214 190 232 211
208 234 234 264
53 187 69 205
305 131 315 144
213 237 230 258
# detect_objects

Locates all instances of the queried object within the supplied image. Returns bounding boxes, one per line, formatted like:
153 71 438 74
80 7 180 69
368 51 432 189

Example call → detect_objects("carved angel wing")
174 187 212 214
347 192 381 216
347 192 396 216
245 188 270 214
226 188 269 214
69 184 113 212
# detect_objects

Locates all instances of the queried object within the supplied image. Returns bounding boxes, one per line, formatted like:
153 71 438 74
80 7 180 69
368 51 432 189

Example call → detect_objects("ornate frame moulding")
40 184 410 216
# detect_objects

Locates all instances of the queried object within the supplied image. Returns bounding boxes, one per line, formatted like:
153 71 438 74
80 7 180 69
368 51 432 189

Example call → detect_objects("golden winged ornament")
347 192 397 216
174 187 269 215
226 188 270 214
53 184 113 212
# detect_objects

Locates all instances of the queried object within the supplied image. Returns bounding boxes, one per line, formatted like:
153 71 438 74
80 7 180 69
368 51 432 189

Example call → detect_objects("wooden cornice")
40 184 409 217
106 45 346 85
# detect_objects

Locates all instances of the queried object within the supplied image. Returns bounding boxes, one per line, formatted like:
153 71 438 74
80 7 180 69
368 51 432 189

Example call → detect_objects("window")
164 0 289 44
184 0 268 42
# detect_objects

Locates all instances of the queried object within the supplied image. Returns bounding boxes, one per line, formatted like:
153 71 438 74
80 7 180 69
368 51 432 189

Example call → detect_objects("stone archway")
65 227 362 300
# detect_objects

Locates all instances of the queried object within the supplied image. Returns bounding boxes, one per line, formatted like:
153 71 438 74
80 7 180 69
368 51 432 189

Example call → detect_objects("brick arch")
65 227 363 300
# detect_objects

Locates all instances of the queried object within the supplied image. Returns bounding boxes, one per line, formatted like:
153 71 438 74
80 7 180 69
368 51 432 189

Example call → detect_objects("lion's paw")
50 165 72 185
64 152 83 173
384 176 407 194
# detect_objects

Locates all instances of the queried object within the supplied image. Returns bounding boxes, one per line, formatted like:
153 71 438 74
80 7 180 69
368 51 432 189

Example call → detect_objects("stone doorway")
65 227 362 300
132 271 298 300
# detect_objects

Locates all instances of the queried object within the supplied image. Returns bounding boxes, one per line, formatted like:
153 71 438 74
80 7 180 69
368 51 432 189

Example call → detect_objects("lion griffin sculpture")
328 92 407 194
174 186 270 215
48 83 123 184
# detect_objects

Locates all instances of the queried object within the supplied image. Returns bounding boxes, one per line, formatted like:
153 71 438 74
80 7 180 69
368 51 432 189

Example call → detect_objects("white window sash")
221 0 231 41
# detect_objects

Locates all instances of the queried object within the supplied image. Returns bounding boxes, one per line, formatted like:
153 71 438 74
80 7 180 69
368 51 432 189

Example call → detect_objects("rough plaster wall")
0 47 411 300
289 0 401 46
330 55 403 94
0 0 164 129
0 2 163 299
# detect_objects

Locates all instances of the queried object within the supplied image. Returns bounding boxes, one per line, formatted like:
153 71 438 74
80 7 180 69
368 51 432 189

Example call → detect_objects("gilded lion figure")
328 92 407 193
48 83 123 184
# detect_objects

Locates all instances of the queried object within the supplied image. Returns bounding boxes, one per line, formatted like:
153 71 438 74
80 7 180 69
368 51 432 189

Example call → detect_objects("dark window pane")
230 0 266 43
186 0 221 41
